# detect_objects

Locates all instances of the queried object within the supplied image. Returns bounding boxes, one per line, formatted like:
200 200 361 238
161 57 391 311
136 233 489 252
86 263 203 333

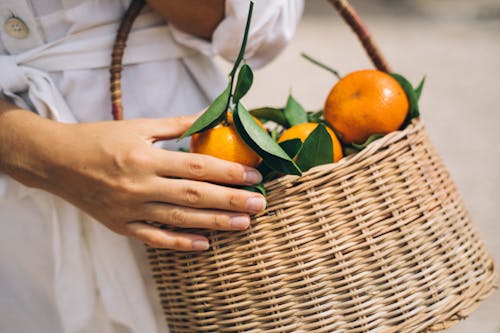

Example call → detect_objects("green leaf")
415 76 426 100
233 64 253 103
295 124 333 172
346 133 385 154
307 110 324 123
257 163 279 183
250 107 288 126
179 85 230 140
344 146 359 156
284 95 308 127
240 183 266 196
257 162 271 176
351 133 385 151
233 103 302 176
270 127 280 141
229 2 254 78
391 73 420 129
279 139 303 159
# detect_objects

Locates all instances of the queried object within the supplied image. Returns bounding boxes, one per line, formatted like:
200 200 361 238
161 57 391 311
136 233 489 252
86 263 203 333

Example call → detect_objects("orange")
278 122 343 163
324 69 409 144
190 113 265 167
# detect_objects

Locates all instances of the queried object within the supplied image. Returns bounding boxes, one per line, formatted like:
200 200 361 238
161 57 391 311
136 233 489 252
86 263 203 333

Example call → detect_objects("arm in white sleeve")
169 0 304 68
0 94 31 202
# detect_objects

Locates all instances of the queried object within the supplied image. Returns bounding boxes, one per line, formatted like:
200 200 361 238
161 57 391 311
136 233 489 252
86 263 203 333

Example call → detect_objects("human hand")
1 109 266 251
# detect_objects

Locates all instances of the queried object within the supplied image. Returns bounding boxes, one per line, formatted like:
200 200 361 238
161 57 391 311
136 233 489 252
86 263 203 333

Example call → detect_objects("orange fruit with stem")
190 113 265 167
278 122 343 163
324 69 409 144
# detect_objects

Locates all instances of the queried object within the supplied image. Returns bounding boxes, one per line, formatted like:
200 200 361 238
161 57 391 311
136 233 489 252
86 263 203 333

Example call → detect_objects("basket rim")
264 118 425 188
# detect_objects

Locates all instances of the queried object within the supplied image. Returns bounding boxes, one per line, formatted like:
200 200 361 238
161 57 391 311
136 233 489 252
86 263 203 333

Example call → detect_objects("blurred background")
221 0 500 331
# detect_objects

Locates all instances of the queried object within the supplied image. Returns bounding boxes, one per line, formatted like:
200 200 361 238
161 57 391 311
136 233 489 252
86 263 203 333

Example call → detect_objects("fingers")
126 222 210 251
136 115 198 140
152 150 262 185
149 178 267 213
141 202 251 231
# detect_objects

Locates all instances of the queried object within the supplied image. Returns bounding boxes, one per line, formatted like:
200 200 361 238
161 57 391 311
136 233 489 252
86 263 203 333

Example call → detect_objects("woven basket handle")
328 0 391 72
109 0 391 120
110 0 145 120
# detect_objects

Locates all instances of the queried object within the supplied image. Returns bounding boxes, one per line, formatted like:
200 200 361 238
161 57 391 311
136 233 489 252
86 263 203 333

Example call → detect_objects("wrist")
0 106 71 190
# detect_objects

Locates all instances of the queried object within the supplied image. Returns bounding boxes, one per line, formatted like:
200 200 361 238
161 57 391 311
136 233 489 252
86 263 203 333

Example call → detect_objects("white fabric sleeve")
169 0 304 68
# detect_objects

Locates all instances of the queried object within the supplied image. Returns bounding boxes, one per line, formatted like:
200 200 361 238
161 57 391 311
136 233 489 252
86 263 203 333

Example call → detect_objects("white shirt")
0 1 303 332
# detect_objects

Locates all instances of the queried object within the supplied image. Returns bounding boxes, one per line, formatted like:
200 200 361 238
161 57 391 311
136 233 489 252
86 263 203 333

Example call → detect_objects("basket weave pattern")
147 120 497 333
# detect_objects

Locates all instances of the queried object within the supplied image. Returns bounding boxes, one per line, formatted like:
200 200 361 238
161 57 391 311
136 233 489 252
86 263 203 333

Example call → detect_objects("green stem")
230 2 254 78
227 1 254 106
301 53 342 80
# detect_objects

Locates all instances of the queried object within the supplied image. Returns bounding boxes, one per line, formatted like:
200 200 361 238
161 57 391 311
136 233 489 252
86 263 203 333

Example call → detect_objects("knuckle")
169 208 188 227
186 156 207 178
227 164 246 183
213 214 229 229
121 148 150 169
183 186 202 205
170 238 184 250
160 236 188 251
113 177 141 196
145 234 168 249
228 192 243 210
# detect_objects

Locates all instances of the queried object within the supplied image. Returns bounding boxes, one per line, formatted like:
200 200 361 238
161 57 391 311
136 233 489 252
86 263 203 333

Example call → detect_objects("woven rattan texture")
147 119 497 333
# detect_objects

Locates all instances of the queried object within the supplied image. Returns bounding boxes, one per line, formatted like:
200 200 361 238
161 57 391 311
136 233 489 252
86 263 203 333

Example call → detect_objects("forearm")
146 0 225 40
0 99 66 190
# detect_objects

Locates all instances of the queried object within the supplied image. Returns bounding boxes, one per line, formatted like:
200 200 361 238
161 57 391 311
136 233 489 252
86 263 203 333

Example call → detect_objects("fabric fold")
169 0 304 69
0 13 195 333
84 218 158 333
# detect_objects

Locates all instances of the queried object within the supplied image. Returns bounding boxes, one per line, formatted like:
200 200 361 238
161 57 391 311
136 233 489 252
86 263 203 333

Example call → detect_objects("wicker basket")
110 1 498 332
146 119 497 333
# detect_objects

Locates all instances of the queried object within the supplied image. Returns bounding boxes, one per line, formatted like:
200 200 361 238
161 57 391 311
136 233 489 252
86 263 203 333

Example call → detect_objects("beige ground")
219 2 500 331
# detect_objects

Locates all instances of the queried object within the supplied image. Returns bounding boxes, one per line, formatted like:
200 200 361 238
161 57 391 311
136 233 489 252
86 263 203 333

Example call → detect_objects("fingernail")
246 197 266 213
244 169 262 184
192 240 209 251
230 215 250 229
